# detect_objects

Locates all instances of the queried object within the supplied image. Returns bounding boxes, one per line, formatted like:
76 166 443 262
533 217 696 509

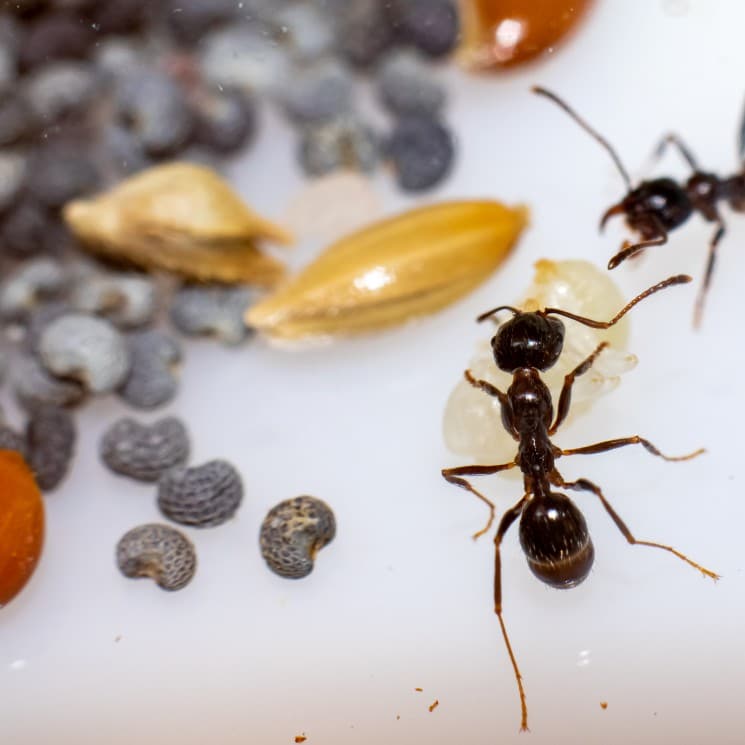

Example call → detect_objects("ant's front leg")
442 461 517 539
607 230 668 270
549 342 609 435
464 369 518 441
559 435 704 462
555 474 719 580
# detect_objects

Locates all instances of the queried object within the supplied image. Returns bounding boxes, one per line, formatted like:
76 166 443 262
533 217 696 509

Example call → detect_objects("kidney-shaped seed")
259 496 336 579
158 459 243 528
116 523 196 591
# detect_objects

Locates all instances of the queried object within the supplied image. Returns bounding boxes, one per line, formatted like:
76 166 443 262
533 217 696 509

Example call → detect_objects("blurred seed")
275 3 334 61
280 58 354 125
193 88 257 156
38 313 131 394
0 423 27 458
0 199 52 259
13 354 86 410
259 496 336 579
158 459 243 528
71 273 156 328
26 404 76 491
170 284 253 345
166 0 241 45
22 300 71 355
118 330 181 410
377 50 446 117
0 151 27 214
331 0 396 68
0 93 35 147
25 61 99 124
99 124 150 178
20 11 95 71
116 523 196 591
387 115 455 192
299 115 379 177
393 0 459 58
101 416 190 482
0 258 68 321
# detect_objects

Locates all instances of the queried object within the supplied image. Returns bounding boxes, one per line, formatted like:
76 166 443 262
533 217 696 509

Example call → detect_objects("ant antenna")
532 85 633 190
476 305 520 323
544 275 692 329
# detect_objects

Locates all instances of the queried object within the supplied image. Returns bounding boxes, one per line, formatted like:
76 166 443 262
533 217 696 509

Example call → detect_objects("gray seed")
377 50 446 117
280 58 354 125
23 300 71 355
26 404 76 491
25 62 100 123
0 93 35 147
38 313 131 394
170 284 253 345
118 330 181 410
330 0 396 69
100 416 190 482
0 258 68 321
275 4 335 61
260 496 336 579
117 71 193 157
71 273 156 328
166 0 242 46
116 523 196 591
93 38 143 82
158 460 243 528
26 141 101 209
193 88 257 156
299 115 379 177
13 354 86 410
0 151 26 213
0 425 27 458
200 26 291 95
99 124 150 178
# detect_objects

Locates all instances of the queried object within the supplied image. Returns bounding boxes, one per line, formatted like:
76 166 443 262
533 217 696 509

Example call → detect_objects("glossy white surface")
4 3 745 743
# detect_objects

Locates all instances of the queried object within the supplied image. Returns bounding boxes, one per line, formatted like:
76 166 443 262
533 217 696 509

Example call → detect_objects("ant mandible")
441 274 718 732
532 85 745 327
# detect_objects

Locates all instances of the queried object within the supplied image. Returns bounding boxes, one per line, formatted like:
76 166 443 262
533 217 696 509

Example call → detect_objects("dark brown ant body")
442 275 718 731
533 85 745 326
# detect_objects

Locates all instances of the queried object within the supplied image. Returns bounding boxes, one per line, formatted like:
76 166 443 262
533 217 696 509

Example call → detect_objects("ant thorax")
443 260 637 462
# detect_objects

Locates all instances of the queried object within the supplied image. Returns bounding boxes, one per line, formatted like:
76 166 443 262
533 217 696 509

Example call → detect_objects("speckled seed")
299 116 379 177
26 141 101 209
26 405 76 491
170 284 253 345
116 523 196 591
25 62 99 123
332 0 396 68
22 301 71 355
100 416 190 482
377 50 446 117
280 59 354 125
38 313 131 394
0 424 27 458
259 496 336 579
158 460 243 528
393 0 459 58
99 124 150 178
0 199 51 259
118 330 181 410
71 274 156 328
193 88 257 155
0 258 68 321
13 354 86 410
117 71 193 157
387 116 455 192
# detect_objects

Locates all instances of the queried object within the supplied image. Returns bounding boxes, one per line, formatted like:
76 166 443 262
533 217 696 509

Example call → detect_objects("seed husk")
246 200 528 340
62 162 293 287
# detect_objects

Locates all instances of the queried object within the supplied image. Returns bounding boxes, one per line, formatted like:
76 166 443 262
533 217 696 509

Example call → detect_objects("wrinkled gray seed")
71 273 156 328
116 523 196 591
118 329 181 409
259 496 336 579
13 354 86 410
170 284 253 345
101 416 190 482
26 404 76 491
0 258 68 321
38 313 130 393
158 460 243 528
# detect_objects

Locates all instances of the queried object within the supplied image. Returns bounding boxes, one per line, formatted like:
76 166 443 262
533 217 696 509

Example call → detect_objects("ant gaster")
533 85 745 326
442 274 718 732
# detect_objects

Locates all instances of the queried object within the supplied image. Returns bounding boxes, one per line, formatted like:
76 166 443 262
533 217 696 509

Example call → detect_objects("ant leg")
693 220 725 328
648 132 700 171
560 436 705 462
549 342 609 435
442 462 517 539
558 476 719 580
608 230 668 270
464 370 518 441
493 494 531 731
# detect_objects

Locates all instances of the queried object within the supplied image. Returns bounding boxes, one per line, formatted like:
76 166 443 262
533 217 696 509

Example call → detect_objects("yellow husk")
63 163 292 286
246 200 528 339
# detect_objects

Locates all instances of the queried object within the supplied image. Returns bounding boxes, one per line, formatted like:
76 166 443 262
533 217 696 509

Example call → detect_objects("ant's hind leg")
560 435 704 462
549 341 609 435
442 462 516 539
558 476 719 580
693 220 725 328
648 132 700 171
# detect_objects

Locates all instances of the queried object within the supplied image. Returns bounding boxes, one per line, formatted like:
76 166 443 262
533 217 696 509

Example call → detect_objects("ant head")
482 310 565 373
519 492 594 589
602 178 693 236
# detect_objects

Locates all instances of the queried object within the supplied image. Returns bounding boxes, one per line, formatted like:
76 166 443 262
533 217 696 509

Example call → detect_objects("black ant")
533 85 745 327
441 274 718 731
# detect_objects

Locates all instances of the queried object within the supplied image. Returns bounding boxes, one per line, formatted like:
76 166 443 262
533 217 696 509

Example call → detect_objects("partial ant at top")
533 85 745 327
441 274 718 732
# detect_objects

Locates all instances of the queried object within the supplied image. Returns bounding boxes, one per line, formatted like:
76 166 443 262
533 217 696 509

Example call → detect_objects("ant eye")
519 493 594 589
492 314 564 372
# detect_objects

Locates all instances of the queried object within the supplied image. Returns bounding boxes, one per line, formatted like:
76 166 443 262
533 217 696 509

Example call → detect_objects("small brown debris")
114 635 122 643
414 687 423 692
429 700 439 713
396 715 400 721
294 736 307 743
600 701 608 710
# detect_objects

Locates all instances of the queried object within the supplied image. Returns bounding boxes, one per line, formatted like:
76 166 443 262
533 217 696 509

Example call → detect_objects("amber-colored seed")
246 200 527 340
457 0 595 71
0 450 44 608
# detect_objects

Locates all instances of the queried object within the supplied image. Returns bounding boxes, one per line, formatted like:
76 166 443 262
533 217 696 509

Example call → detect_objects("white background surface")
4 2 745 743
